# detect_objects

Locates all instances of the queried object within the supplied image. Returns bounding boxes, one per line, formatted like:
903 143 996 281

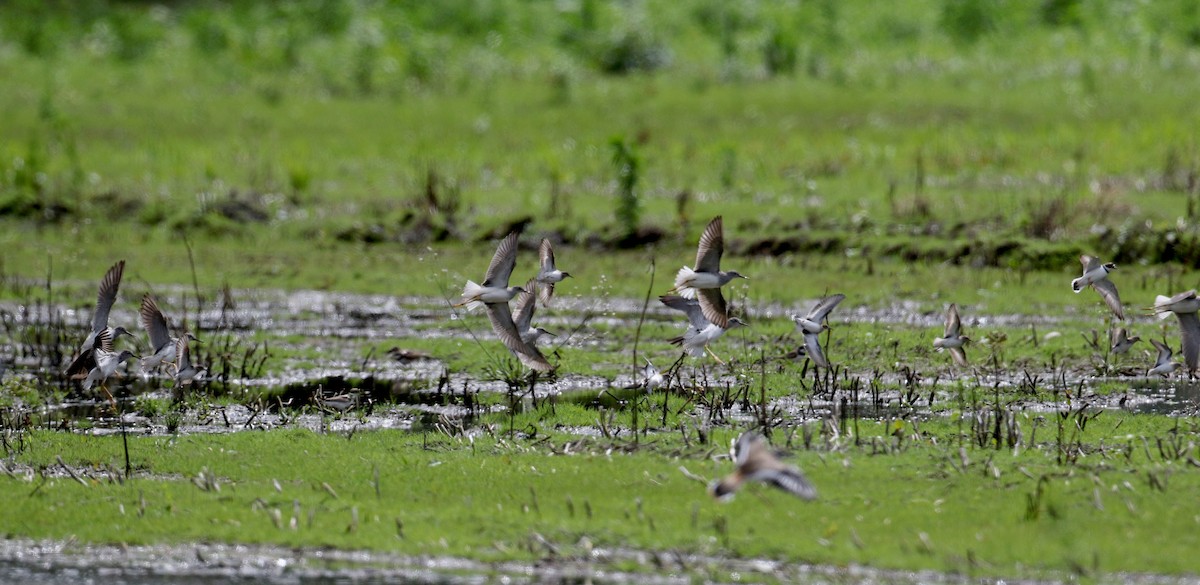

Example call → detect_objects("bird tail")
1154 295 1175 320
673 266 698 299
457 281 485 311
1070 277 1085 293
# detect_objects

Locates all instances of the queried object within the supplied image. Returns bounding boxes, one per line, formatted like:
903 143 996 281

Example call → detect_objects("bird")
790 294 846 369
1152 289 1200 320
80 333 137 393
174 333 205 386
78 260 133 353
1109 327 1140 355
513 280 556 346
1072 255 1123 320
454 231 526 311
534 238 571 307
1148 339 1181 378
672 216 747 328
709 431 817 501
932 303 970 367
639 357 663 391
485 299 555 372
661 294 746 363
139 293 200 371
1151 290 1200 377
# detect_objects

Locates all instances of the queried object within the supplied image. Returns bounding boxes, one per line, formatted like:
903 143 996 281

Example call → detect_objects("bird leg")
705 345 727 365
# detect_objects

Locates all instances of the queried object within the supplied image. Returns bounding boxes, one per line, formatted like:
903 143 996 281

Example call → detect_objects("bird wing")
483 231 520 288
92 260 125 333
93 328 114 352
139 294 173 351
1110 327 1125 348
949 346 969 367
806 293 846 321
660 295 709 330
486 302 553 372
694 216 724 273
1091 278 1124 320
697 288 730 329
539 238 556 273
732 432 761 467
65 348 98 378
1150 338 1172 363
512 281 538 331
748 467 818 500
1079 254 1100 275
1178 312 1200 372
537 281 555 307
803 332 831 368
944 303 961 337
174 334 191 374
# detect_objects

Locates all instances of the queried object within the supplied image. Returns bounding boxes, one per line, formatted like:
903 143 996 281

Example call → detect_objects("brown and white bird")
454 231 526 311
513 280 555 346
709 431 817 501
661 294 747 363
932 303 970 367
534 238 571 307
139 293 200 371
1150 290 1200 377
672 216 747 328
173 333 205 386
1072 255 1123 320
78 260 133 353
1109 327 1140 355
790 294 845 369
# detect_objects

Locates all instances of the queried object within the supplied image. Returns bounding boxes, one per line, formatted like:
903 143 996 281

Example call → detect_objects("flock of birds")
54 216 1200 501
455 215 1200 386
63 260 204 401
450 215 1200 499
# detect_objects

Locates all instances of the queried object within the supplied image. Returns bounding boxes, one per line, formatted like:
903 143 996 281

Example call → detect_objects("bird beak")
543 329 558 337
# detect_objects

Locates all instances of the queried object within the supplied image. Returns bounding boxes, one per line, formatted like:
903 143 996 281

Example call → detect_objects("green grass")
5 420 1200 578
5 1 1200 579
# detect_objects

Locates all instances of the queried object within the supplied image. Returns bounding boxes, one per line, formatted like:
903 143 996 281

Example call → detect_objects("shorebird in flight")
709 431 817 501
672 216 747 329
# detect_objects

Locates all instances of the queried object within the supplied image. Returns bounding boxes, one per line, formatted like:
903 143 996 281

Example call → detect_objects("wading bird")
534 238 571 307
672 216 747 328
139 293 200 371
661 294 746 364
709 431 817 501
78 260 133 353
1072 255 1123 320
1148 339 1181 378
932 303 970 367
174 333 205 386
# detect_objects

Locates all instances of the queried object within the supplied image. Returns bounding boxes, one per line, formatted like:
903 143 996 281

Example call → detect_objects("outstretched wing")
486 302 553 372
539 238 556 273
697 288 730 329
1079 254 1101 275
749 467 818 500
806 293 846 322
949 346 968 367
660 295 709 330
512 280 538 331
1091 279 1124 320
694 216 724 273
92 260 125 333
140 294 172 351
944 303 961 338
803 332 831 368
483 232 520 288
1178 312 1200 374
